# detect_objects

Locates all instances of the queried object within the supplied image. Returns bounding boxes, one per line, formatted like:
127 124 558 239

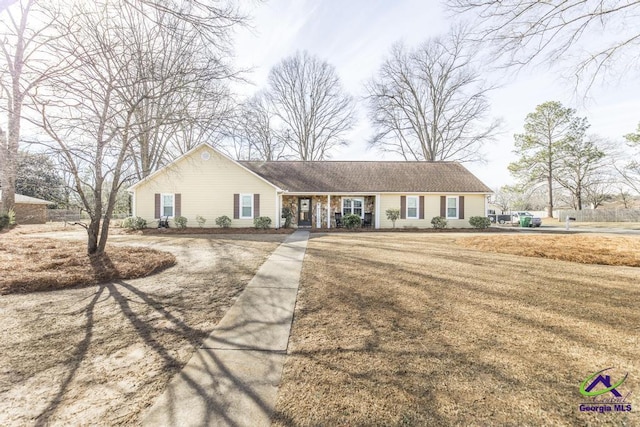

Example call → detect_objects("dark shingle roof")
240 161 491 193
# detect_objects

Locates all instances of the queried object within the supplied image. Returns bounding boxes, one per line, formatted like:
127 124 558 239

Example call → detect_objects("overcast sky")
231 0 640 189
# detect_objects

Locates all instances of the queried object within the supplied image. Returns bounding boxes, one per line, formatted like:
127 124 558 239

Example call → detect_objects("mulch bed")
310 226 514 233
137 227 295 235
0 238 176 294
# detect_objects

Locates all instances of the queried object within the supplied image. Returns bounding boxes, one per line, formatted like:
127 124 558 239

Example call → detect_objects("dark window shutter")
254 194 260 218
440 196 446 217
459 196 465 219
233 194 239 219
154 194 160 219
400 196 406 219
419 196 425 219
175 194 181 217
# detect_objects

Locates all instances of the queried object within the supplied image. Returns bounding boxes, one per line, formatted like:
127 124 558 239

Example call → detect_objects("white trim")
275 190 281 228
130 191 136 217
446 196 459 219
316 202 321 228
280 191 492 195
327 194 331 228
375 194 381 229
406 195 419 219
341 197 364 219
161 193 175 218
239 193 254 219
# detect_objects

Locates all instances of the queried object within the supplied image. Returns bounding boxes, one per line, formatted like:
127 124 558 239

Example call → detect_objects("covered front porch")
279 194 380 229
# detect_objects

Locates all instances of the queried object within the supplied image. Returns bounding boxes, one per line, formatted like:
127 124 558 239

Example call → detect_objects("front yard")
0 232 284 425
2 229 639 426
273 233 640 426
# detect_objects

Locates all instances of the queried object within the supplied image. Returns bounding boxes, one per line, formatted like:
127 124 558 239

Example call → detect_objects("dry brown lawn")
0 237 176 294
0 232 284 426
273 233 640 426
459 234 640 267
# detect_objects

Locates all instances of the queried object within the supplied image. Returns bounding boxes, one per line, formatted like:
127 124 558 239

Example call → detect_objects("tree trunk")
1 97 21 212
576 189 582 210
0 127 15 211
87 217 101 255
547 173 553 218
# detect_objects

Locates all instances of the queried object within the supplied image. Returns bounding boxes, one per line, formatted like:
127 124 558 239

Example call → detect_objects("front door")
298 198 312 227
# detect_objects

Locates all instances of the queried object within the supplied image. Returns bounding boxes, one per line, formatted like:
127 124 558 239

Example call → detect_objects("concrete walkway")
142 231 309 427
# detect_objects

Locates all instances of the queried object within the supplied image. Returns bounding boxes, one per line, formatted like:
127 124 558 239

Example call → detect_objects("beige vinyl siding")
445 194 486 228
133 145 277 227
379 193 487 228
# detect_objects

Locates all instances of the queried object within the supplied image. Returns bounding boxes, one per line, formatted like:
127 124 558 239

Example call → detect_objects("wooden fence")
556 209 640 222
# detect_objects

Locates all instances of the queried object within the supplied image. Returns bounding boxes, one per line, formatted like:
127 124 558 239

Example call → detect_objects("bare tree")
35 0 240 254
35 1 140 254
267 51 355 161
583 180 614 209
365 27 499 162
447 0 640 91
618 187 634 209
491 186 516 213
0 0 60 212
235 92 287 161
121 4 236 180
127 0 245 46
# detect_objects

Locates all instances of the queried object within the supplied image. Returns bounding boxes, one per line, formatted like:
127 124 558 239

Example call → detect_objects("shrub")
0 212 9 230
385 208 400 228
431 216 448 229
174 216 188 229
469 216 491 229
281 207 293 228
254 216 272 229
342 214 362 229
122 216 147 230
215 215 232 228
196 215 207 228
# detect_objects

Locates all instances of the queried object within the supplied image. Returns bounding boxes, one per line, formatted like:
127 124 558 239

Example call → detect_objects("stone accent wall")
332 195 376 227
282 195 377 229
281 195 298 227
281 195 330 229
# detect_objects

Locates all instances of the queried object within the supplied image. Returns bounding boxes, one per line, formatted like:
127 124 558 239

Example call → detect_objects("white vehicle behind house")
510 211 542 227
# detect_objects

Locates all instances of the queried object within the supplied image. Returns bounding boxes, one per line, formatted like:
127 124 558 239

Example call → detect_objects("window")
161 194 174 217
447 196 458 219
240 194 253 219
407 196 419 219
342 198 364 218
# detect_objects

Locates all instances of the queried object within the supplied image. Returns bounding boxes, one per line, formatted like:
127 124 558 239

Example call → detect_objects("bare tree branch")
267 51 355 161
365 26 499 162
447 0 640 93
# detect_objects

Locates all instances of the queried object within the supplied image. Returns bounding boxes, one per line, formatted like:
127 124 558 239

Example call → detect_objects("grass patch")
273 233 640 426
0 237 176 294
458 234 640 267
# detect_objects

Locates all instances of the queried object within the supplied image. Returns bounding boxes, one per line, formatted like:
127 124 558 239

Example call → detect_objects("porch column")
375 194 381 229
275 191 281 228
316 202 321 228
327 194 331 228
